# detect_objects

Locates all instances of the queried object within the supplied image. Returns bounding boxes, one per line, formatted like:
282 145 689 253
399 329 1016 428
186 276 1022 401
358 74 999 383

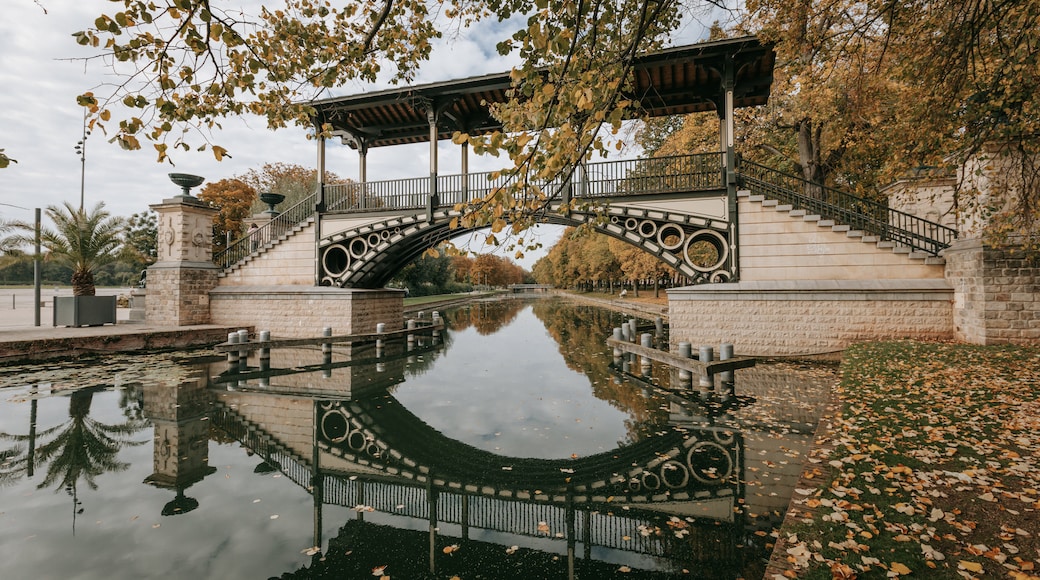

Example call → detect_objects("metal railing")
738 158 957 255
215 190 319 268
216 151 954 268
582 152 724 197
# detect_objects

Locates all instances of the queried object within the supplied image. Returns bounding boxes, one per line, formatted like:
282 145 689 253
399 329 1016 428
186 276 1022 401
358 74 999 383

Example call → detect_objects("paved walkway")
0 288 241 363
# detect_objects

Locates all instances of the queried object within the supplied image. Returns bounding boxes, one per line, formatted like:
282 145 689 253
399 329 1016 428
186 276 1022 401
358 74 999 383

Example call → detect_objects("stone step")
877 241 895 249
789 209 806 217
831 224 850 233
817 219 835 227
861 235 879 243
737 189 752 197
846 230 864 238
762 199 779 207
776 204 793 212
925 256 947 265
748 194 766 203
803 214 821 222
892 246 911 254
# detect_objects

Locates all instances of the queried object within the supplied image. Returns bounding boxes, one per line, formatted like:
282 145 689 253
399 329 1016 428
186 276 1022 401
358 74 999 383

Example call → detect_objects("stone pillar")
944 239 1040 344
147 197 220 326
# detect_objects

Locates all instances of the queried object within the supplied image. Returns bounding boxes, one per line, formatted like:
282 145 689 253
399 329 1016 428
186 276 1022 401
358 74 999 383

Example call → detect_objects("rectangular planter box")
53 295 117 327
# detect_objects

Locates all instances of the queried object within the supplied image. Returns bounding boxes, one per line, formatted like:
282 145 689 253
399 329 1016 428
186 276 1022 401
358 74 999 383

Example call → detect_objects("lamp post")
0 201 41 326
74 111 90 211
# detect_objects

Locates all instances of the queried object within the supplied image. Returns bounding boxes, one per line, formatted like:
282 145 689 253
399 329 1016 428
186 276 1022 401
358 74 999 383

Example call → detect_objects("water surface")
0 297 834 579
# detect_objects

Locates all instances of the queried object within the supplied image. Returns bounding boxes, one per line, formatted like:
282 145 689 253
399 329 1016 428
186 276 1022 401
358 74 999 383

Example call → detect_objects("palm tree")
14 202 124 296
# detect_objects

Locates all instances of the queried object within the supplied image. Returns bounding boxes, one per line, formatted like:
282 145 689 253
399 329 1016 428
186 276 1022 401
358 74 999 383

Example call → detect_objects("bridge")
148 34 1031 355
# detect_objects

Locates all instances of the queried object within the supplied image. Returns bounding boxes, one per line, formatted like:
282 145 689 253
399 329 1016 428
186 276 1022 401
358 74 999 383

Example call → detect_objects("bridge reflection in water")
138 298 828 578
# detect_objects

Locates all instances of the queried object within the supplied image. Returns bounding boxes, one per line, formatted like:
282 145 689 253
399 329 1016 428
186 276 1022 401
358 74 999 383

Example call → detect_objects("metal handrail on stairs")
215 189 319 268
738 158 957 256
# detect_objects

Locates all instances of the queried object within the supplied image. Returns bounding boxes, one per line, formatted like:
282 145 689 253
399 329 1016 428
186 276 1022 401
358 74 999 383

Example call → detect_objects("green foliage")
9 202 125 296
237 162 345 214
120 210 157 275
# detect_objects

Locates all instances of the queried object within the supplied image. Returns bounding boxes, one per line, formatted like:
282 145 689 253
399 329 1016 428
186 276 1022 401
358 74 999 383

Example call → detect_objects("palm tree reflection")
0 387 147 529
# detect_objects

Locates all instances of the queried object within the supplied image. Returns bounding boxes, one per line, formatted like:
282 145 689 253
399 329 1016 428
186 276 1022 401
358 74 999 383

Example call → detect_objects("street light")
74 111 90 211
0 201 42 326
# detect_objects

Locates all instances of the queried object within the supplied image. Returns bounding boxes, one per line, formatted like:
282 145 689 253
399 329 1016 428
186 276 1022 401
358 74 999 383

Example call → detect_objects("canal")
0 296 835 579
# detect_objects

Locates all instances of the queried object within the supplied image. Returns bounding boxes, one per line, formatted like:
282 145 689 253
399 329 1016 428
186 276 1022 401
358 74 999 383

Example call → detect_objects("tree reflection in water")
0 386 147 528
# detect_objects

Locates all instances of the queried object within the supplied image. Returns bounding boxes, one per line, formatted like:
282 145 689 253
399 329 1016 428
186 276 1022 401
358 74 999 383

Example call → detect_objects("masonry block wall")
670 281 954 356
219 222 317 286
209 286 404 338
943 239 1040 344
146 266 218 326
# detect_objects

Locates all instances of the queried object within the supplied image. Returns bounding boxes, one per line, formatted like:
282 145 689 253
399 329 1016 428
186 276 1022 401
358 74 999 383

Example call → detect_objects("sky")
0 1 719 268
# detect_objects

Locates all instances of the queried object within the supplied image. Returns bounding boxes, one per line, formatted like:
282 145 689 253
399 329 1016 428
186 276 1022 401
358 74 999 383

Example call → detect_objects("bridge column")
147 195 220 326
426 105 440 223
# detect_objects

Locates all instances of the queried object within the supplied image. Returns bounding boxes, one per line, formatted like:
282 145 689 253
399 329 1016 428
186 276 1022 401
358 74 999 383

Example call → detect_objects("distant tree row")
0 203 155 293
531 228 689 297
390 248 531 297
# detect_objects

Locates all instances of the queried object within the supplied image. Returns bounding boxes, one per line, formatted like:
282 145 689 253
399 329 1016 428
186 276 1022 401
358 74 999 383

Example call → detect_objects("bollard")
621 324 630 342
227 332 239 366
259 330 271 373
698 345 714 391
612 327 623 357
639 333 652 375
677 341 692 384
322 326 332 355
418 311 425 320
719 343 735 400
628 319 638 342
376 322 385 349
406 319 416 344
655 317 664 339
237 329 249 362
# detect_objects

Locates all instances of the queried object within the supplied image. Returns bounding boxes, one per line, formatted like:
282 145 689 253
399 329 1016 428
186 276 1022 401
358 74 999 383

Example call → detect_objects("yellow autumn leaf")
958 560 983 573
890 562 911 575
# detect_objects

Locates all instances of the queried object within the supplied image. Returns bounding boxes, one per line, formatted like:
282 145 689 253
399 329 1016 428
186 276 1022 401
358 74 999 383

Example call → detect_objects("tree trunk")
71 269 95 297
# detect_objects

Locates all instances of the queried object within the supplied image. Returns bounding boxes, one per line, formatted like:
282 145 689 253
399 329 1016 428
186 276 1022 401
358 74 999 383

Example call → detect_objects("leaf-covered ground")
772 341 1040 579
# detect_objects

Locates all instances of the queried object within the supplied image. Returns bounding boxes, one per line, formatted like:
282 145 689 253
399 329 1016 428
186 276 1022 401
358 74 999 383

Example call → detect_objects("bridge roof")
310 36 775 149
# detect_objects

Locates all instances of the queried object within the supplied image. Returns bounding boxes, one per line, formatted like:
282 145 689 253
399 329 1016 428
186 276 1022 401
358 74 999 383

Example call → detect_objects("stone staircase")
218 216 315 279
738 189 947 266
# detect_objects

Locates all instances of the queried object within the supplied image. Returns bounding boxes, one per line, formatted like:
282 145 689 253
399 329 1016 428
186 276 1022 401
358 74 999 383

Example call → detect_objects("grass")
775 341 1040 579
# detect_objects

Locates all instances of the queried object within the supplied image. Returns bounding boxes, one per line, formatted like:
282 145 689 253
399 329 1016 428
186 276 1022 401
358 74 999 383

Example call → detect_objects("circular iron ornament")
320 410 349 443
683 229 729 273
638 219 657 238
712 429 736 446
686 441 733 485
641 470 662 491
322 244 350 276
656 223 686 250
319 402 334 410
347 429 368 452
348 237 368 259
393 227 402 236
627 476 642 493
319 276 334 286
660 460 691 489
710 271 731 283
380 230 391 241
624 217 639 231
366 443 381 458
610 215 621 225
367 233 382 247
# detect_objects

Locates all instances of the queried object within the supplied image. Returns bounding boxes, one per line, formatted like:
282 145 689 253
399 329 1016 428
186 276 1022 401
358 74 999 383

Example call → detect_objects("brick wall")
944 239 1040 344
145 264 219 326
209 286 405 338
669 280 954 357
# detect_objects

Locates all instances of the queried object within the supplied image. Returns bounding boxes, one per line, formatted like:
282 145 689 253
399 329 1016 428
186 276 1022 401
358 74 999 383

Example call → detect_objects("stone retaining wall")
669 280 954 357
209 286 404 338
943 239 1040 344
